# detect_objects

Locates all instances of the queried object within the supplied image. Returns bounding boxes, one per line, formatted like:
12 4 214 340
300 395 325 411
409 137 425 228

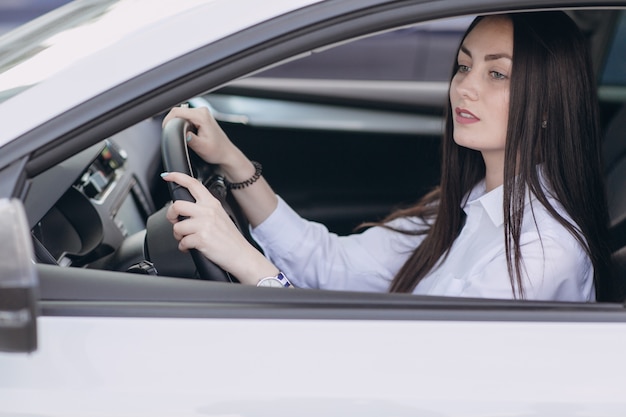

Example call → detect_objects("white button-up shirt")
251 181 594 301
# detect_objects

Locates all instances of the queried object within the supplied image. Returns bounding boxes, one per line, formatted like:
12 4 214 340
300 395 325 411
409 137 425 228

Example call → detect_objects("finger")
184 133 214 162
163 106 213 129
172 217 197 242
161 172 215 204
161 171 195 188
172 228 184 242
172 217 202 242
176 224 228 260
178 234 199 253
174 218 215 253
162 106 194 127
165 202 179 224
165 200 199 224
169 211 206 243
184 129 199 143
162 107 183 127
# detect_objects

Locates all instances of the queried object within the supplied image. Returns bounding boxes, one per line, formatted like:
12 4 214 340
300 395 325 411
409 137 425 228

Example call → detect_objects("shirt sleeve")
461 225 594 301
251 196 426 292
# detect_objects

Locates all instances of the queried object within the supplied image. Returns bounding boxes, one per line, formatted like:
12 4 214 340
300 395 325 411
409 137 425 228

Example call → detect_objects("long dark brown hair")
383 12 618 301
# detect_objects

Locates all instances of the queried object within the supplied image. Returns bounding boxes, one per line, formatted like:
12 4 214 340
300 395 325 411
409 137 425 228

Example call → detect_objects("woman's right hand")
161 171 280 285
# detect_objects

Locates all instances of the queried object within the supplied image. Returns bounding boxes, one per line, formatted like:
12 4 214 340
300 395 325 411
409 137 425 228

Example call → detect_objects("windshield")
0 0 209 104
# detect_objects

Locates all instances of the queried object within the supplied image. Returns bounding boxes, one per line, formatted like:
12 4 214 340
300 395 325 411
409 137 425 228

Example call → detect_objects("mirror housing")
0 199 38 353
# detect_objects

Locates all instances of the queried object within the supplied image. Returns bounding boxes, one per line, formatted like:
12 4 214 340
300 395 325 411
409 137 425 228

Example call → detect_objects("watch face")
258 278 284 288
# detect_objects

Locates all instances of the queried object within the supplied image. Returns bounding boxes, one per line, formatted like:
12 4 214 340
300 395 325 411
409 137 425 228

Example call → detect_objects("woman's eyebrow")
459 45 512 61
485 52 513 61
459 45 472 57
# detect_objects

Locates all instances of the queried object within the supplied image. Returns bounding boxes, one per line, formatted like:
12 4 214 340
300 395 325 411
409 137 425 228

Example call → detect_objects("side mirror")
0 199 38 353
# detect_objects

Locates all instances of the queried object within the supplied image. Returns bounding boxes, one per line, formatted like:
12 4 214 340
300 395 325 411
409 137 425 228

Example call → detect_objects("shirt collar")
463 181 505 226
462 177 543 228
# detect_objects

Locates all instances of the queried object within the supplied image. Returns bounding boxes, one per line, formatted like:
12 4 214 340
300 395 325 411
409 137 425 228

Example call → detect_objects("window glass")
601 10 626 86
257 17 472 81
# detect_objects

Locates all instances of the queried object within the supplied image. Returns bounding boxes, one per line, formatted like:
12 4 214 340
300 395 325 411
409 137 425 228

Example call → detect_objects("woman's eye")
457 64 470 73
490 71 507 80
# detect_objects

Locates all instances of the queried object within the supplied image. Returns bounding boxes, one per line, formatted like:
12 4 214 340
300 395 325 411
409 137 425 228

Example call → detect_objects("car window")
601 10 626 86
256 17 471 81
221 17 473 236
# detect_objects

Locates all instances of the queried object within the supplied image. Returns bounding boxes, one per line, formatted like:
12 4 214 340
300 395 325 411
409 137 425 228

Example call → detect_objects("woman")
161 11 617 301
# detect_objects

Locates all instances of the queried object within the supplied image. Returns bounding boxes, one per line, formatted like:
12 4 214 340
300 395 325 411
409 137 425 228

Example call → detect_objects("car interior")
23 9 626 302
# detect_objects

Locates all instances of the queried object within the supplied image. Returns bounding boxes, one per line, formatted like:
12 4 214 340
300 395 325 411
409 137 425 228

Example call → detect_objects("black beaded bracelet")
224 161 263 190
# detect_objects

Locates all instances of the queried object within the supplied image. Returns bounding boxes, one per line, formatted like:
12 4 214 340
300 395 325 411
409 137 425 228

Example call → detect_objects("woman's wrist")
224 161 262 190
218 147 258 184
233 248 280 285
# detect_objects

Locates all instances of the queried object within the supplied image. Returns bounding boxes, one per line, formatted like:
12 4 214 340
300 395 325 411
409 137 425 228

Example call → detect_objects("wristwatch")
257 272 294 288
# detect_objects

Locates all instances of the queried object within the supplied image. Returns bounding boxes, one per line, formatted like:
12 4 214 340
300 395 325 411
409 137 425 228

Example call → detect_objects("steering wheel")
152 116 250 282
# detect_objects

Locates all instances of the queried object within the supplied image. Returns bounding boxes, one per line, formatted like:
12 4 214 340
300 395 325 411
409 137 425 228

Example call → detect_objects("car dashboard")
25 118 164 272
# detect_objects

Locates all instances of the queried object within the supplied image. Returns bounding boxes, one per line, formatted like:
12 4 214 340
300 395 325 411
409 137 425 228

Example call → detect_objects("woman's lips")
455 107 480 124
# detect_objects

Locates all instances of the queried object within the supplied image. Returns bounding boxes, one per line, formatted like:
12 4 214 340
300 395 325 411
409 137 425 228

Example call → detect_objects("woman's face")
450 16 513 163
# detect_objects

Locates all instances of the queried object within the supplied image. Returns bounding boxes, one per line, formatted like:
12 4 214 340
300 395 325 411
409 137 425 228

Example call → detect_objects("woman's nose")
455 71 479 100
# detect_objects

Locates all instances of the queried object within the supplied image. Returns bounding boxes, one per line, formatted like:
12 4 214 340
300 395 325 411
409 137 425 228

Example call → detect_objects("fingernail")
186 134 192 143
160 172 170 178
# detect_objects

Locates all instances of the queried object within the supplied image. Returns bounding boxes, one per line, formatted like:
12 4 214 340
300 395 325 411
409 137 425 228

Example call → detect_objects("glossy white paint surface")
1 315 625 416
0 0 321 147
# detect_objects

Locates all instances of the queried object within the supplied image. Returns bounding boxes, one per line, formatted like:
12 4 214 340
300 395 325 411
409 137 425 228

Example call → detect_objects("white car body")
0 0 321 145
0 1 625 416
5 317 626 416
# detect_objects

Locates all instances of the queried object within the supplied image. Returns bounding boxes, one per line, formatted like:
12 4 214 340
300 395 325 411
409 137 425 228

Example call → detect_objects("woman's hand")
162 106 261 186
162 106 235 165
161 171 279 285
162 104 279 231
